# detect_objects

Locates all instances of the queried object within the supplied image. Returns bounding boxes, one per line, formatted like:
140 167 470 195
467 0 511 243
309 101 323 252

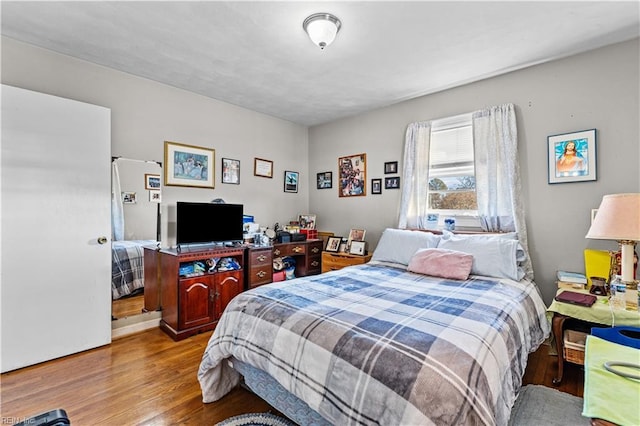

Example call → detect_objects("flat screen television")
176 202 244 246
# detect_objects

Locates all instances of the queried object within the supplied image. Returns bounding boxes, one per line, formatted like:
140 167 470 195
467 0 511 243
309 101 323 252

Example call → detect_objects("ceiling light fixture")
303 13 342 50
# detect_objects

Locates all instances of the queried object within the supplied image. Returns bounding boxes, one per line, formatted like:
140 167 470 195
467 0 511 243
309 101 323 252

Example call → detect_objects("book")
555 290 597 307
557 280 586 290
557 270 587 284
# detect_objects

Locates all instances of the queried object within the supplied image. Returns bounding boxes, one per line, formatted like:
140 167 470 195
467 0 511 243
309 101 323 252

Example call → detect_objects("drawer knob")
311 247 320 253
311 260 319 267
292 246 303 253
274 249 281 256
257 255 267 262
256 271 267 278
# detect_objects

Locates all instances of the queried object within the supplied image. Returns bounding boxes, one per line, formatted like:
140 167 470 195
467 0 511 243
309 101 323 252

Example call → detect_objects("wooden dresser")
246 239 323 289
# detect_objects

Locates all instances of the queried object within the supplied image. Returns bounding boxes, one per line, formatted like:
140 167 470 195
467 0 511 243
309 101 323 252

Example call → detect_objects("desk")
583 335 640 426
547 289 640 384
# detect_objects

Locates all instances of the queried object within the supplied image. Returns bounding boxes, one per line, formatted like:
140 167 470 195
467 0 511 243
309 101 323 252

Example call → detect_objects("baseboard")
111 311 161 339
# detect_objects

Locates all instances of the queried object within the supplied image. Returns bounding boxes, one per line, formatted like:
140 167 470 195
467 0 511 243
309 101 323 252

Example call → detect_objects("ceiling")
2 1 638 126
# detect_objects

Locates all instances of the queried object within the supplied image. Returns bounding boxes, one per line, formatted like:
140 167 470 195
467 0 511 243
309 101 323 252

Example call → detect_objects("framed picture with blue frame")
547 129 596 184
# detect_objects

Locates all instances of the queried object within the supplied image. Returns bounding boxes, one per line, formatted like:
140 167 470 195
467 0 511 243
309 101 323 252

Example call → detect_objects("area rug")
508 385 589 425
216 412 296 426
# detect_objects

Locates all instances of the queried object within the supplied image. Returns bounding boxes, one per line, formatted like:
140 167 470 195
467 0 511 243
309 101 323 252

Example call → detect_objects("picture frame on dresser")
325 236 342 252
349 240 367 256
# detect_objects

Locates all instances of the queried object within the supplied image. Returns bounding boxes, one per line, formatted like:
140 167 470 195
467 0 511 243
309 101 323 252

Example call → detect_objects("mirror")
111 157 161 325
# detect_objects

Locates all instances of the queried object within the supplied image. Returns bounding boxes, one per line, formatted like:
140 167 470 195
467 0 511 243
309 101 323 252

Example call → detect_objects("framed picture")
149 190 162 203
144 174 161 190
338 153 366 197
284 170 299 193
349 240 367 256
317 171 332 189
547 129 596 184
371 178 382 194
385 176 400 189
347 229 366 248
299 214 316 230
122 191 136 204
222 158 240 184
164 141 215 188
254 157 273 178
325 236 342 252
384 161 398 174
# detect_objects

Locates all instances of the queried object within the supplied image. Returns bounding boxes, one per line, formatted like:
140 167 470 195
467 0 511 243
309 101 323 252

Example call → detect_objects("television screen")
176 202 244 245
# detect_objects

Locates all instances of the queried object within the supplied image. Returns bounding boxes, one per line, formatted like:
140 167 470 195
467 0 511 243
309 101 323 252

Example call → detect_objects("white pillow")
440 230 527 264
437 235 523 281
371 228 441 265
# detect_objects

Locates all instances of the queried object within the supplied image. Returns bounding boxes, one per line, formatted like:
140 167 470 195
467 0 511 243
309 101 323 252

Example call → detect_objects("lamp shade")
586 193 640 241
303 13 341 49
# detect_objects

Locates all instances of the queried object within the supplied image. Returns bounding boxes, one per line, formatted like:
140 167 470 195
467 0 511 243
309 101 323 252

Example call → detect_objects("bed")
198 229 550 425
111 239 157 300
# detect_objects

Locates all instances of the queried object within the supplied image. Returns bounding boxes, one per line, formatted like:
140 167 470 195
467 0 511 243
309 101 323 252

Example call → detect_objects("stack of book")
557 270 588 290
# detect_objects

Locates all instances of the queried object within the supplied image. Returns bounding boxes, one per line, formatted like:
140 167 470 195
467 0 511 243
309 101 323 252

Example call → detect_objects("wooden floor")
1 329 583 425
112 294 145 319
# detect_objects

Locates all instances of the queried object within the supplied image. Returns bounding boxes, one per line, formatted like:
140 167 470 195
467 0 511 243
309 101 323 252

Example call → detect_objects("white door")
1 84 112 372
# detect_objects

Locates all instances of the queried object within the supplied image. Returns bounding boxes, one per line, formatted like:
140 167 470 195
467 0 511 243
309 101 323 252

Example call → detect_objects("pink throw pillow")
407 248 473 280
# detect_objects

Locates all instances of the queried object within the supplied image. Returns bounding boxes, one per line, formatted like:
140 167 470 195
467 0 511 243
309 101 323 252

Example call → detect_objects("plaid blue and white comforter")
198 262 550 425
111 240 156 300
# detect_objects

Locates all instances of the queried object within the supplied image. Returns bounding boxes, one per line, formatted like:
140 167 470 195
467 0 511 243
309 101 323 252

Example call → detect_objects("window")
427 113 477 216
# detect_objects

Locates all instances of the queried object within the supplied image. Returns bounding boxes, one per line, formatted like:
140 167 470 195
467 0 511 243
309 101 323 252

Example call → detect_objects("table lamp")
586 194 640 307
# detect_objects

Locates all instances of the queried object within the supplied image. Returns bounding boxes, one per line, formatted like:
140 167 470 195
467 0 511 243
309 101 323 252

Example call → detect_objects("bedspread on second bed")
198 262 550 426
111 240 156 300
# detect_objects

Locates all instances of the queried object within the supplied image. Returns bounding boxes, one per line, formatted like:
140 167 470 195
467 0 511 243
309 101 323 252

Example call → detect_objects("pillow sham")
371 228 440 265
437 235 524 281
440 230 527 264
407 248 473 280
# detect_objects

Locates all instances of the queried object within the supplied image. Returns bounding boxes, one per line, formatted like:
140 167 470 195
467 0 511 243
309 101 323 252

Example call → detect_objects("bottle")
609 275 626 310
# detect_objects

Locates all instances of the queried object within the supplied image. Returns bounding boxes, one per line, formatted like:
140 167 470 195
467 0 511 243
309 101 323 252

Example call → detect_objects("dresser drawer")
273 243 306 257
322 252 372 273
249 248 272 266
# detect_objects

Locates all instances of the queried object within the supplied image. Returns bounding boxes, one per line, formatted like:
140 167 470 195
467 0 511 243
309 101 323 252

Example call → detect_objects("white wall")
308 38 640 304
1 36 310 238
3 36 638 305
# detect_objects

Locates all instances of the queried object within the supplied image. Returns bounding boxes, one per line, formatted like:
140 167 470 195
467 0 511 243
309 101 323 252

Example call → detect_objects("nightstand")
321 252 372 273
547 288 640 385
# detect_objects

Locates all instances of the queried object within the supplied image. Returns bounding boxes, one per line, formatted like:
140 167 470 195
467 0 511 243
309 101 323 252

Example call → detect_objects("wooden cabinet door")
178 275 215 329
215 271 242 319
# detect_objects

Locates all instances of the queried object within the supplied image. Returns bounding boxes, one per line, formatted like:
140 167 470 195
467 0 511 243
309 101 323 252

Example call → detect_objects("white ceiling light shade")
303 13 342 50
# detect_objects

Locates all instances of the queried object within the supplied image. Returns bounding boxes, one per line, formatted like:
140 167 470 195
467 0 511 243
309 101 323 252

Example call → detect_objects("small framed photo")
371 178 382 194
122 191 136 204
222 158 240 184
317 171 332 189
284 171 299 193
164 141 215 188
254 157 273 178
385 176 400 189
349 240 367 256
325 236 342 252
384 161 398 174
149 190 162 203
299 214 316 230
145 174 161 190
547 129 596 184
348 228 366 243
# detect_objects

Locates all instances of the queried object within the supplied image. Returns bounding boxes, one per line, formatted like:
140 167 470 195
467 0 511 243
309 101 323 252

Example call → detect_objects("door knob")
97 236 108 245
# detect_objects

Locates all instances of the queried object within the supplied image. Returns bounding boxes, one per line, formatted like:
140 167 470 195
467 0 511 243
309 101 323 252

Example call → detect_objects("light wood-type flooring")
1 328 584 425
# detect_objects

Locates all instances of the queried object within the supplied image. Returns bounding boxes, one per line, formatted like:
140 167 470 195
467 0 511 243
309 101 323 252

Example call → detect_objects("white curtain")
111 161 125 241
473 103 532 279
398 121 431 229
